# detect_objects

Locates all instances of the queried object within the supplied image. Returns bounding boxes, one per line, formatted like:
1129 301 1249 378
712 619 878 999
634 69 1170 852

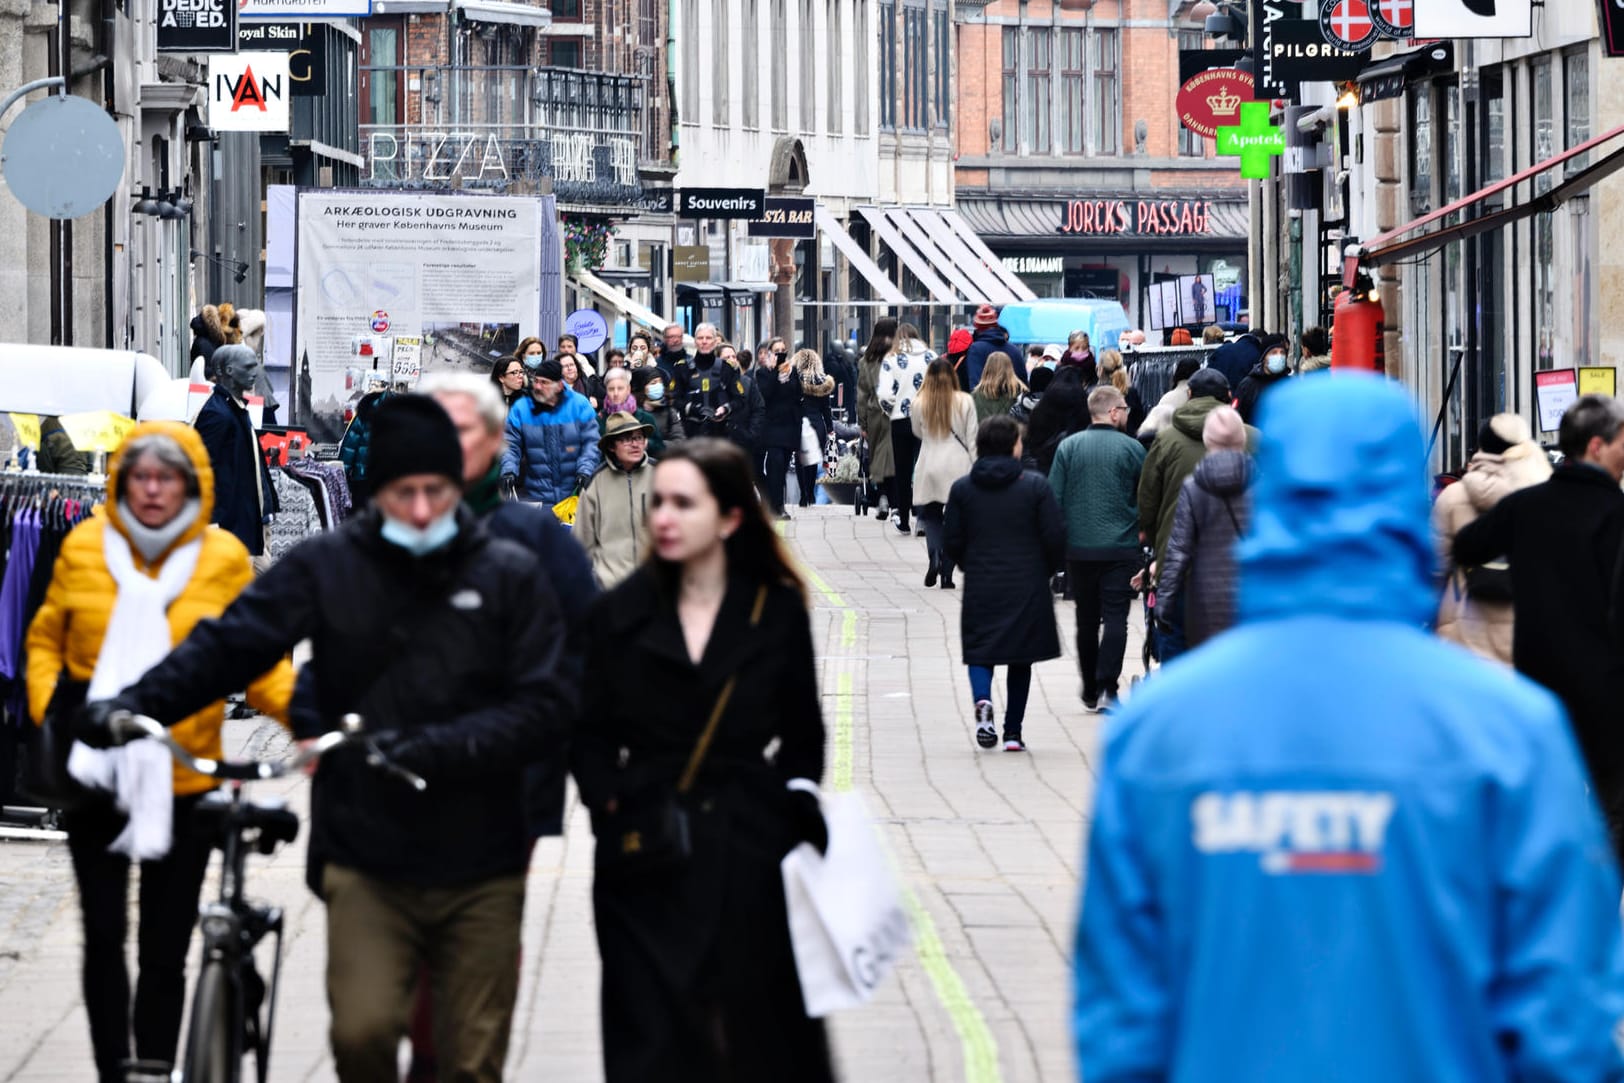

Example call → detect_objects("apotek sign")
208 53 291 132
157 0 236 52
1059 200 1216 236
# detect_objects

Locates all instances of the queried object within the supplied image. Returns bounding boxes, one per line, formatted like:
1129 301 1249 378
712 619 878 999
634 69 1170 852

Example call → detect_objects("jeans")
889 418 919 527
67 792 214 1083
760 447 792 514
968 665 1033 736
1156 592 1188 666
323 863 526 1083
1069 559 1138 700
916 502 952 579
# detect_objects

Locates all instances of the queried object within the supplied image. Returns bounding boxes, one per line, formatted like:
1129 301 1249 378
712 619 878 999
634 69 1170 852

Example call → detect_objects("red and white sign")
1319 0 1380 51
1369 0 1413 39
1176 68 1256 140
206 52 290 132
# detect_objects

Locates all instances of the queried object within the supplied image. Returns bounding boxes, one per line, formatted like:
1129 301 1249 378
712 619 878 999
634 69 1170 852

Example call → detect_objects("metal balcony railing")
359 65 650 202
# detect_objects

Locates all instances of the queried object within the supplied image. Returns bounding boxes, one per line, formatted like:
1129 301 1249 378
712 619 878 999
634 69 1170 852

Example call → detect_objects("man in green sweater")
1050 385 1147 711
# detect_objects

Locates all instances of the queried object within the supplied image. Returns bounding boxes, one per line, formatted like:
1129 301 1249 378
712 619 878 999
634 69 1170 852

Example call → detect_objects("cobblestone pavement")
0 505 1146 1081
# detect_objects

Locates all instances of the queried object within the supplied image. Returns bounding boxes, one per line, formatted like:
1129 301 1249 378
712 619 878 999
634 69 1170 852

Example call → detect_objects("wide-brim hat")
599 412 655 453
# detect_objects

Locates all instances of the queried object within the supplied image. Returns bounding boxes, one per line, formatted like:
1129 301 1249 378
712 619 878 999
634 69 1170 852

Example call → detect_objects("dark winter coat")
193 384 279 555
944 456 1066 667
36 418 88 476
674 353 748 440
756 366 805 449
655 345 690 383
800 372 835 449
1235 364 1289 425
1455 463 1624 785
1157 450 1251 647
338 390 392 504
729 368 766 448
856 354 894 481
1207 333 1262 391
122 506 574 892
965 325 1017 388
643 400 686 445
574 569 831 1082
1138 396 1260 566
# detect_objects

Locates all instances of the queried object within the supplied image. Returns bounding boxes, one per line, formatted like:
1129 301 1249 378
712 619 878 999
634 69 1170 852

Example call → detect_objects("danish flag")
1373 0 1413 33
1323 0 1375 48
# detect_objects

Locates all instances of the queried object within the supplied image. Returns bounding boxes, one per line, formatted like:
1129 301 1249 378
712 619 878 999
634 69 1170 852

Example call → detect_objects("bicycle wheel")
182 960 238 1083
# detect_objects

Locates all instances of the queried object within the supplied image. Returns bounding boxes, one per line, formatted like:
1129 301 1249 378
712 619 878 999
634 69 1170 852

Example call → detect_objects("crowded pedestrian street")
0 506 1132 1083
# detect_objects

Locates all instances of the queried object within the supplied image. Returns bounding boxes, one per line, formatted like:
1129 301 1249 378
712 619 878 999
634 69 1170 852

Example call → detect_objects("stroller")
1130 544 1160 690
828 407 869 515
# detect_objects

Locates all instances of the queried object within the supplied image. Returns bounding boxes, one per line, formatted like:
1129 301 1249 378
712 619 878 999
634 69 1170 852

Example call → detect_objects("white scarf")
67 523 203 860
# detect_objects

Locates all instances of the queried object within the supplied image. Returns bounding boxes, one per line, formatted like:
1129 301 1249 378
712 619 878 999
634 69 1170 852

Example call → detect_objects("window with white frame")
800 0 816 132
932 4 948 129
853 0 869 134
879 0 896 129
680 0 698 123
771 0 788 130
828 0 843 133
742 0 759 128
1565 49 1589 175
1001 25 1117 157
712 0 729 126
1090 29 1118 154
1000 27 1018 152
904 2 926 131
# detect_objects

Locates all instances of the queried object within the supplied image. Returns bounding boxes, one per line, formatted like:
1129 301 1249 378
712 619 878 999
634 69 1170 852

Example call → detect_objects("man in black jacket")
86 395 573 1082
673 323 746 439
655 322 691 382
1455 393 1624 859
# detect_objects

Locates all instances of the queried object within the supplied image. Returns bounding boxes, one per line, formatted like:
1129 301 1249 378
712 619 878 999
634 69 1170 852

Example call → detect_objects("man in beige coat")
575 413 657 588
1433 414 1552 664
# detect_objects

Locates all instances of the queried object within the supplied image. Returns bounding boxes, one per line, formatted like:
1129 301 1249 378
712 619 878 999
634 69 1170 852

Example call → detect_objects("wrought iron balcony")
358 65 650 204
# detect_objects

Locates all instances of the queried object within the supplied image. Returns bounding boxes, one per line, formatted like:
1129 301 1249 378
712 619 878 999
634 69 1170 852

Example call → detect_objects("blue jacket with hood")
1075 375 1624 1083
502 387 603 505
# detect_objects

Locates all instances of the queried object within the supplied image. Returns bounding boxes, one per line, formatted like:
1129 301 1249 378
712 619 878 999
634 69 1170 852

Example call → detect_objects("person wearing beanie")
1432 412 1551 666
964 304 1014 388
1138 364 1259 663
501 354 603 506
96 390 574 1083
194 343 280 561
1157 405 1253 648
1235 334 1291 425
946 326 975 390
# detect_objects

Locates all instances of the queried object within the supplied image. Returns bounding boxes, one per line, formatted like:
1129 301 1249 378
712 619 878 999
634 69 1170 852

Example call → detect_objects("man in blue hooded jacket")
502 357 602 505
1075 374 1624 1083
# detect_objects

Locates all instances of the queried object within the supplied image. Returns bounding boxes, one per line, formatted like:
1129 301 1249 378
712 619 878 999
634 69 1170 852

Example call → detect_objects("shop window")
1483 69 1504 184
1061 29 1086 154
1000 27 1019 153
742 0 759 128
878 0 896 130
1443 83 1461 212
1532 55 1555 371
712 0 730 126
1024 27 1051 153
1532 57 1553 192
362 26 399 127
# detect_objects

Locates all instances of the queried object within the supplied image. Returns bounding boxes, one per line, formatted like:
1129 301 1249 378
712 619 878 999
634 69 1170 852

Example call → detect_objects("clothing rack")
1127 345 1221 405
0 471 107 835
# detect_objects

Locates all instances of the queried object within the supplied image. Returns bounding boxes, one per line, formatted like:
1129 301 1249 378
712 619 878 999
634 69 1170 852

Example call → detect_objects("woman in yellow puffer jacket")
25 421 293 1083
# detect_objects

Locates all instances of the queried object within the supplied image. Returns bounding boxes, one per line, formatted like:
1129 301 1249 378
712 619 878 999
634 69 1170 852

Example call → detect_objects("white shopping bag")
781 790 912 1017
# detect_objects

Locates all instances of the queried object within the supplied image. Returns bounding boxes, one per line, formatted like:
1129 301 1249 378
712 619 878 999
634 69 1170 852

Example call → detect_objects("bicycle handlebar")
107 712 427 792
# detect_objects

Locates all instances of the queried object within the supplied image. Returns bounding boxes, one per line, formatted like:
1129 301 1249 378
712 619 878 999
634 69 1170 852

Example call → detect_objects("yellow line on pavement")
803 558 1003 1083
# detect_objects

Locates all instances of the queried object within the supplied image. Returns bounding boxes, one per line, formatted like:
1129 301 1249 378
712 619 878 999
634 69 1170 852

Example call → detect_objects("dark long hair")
489 355 524 405
860 317 898 369
651 438 807 601
1024 366 1092 468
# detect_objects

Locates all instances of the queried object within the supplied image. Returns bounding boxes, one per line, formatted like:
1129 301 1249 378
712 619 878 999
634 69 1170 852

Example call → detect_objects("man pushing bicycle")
81 395 575 1082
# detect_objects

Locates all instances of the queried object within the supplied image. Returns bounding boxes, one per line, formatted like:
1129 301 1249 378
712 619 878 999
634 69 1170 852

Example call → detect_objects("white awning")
814 205 910 305
906 207 1023 303
854 206 958 304
856 205 1036 305
936 209 1037 301
456 0 552 27
572 270 667 331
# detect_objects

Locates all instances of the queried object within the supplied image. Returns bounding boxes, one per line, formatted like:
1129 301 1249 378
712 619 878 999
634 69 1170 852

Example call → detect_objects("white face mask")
1265 351 1288 375
380 508 458 557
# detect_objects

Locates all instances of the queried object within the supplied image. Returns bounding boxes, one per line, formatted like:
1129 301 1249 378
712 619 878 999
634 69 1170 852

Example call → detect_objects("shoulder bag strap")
1221 495 1242 536
676 585 769 795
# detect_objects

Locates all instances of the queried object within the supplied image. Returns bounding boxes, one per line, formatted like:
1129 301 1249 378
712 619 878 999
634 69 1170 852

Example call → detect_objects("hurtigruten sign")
1059 199 1216 236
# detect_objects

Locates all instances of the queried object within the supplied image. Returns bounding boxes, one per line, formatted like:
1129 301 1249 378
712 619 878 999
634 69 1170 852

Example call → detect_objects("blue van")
995 299 1132 352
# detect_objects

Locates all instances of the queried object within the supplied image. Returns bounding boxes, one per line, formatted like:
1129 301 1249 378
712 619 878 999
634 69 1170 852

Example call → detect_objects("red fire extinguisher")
1331 284 1386 373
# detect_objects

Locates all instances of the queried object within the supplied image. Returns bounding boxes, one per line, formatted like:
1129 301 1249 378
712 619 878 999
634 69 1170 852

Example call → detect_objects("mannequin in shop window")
194 344 279 565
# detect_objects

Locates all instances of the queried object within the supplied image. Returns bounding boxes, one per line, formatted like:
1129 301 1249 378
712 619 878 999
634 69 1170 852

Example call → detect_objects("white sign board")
391 336 422 386
293 190 543 442
240 0 370 17
207 53 291 133
1534 368 1577 433
1413 0 1532 38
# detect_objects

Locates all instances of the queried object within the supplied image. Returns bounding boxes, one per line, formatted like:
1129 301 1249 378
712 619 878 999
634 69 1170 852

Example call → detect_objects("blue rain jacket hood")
1074 373 1624 1083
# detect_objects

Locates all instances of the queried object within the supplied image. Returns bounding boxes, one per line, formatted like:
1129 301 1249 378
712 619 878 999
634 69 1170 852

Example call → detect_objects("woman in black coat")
574 438 832 1083
754 347 805 518
943 415 1066 751
1022 365 1091 475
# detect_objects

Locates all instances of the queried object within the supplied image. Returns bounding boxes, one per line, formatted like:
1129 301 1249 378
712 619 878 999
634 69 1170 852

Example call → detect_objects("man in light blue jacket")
1075 373 1624 1083
502 357 602 505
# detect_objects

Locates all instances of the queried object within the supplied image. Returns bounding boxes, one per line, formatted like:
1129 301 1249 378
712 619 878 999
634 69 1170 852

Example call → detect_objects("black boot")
940 559 956 590
924 550 939 588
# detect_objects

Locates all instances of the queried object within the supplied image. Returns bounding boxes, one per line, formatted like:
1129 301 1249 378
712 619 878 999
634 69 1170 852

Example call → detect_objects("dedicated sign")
1176 69 1254 139
239 22 327 97
746 196 815 239
208 53 291 132
157 0 236 51
677 188 766 219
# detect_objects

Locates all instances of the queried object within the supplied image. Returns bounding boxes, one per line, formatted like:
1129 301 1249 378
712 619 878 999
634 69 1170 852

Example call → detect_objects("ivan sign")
208 53 292 132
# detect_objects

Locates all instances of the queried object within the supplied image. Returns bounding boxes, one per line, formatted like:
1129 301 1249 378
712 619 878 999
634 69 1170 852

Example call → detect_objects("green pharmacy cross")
1216 102 1286 179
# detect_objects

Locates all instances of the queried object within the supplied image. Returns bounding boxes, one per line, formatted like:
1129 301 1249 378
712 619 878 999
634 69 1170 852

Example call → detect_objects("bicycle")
106 712 426 1083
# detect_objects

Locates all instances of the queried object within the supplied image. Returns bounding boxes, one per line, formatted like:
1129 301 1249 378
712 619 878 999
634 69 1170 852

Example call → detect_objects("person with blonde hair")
972 351 1027 423
911 358 978 588
1433 414 1552 665
793 347 836 507
1097 348 1147 434
1202 324 1227 345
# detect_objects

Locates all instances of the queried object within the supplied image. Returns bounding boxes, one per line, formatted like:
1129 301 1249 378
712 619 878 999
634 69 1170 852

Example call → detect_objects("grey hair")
117 432 200 498
419 372 507 435
695 322 719 337
603 367 632 387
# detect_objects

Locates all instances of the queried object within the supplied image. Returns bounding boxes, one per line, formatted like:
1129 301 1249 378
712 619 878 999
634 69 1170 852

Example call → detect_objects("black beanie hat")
532 358 564 382
367 394 464 491
1476 418 1514 456
1188 367 1231 401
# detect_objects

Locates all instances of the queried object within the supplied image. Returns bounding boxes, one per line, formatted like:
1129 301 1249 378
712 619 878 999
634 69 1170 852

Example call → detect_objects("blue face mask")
1265 351 1289 375
380 508 459 557
646 382 666 402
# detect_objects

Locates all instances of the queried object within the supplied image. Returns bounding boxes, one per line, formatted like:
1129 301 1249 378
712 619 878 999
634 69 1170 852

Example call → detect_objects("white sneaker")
974 700 997 749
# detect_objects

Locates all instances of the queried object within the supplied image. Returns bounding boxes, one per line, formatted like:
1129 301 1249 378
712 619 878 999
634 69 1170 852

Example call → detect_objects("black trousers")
759 447 793 514
888 418 919 527
1070 559 1137 700
797 463 818 506
67 791 214 1083
917 502 951 579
